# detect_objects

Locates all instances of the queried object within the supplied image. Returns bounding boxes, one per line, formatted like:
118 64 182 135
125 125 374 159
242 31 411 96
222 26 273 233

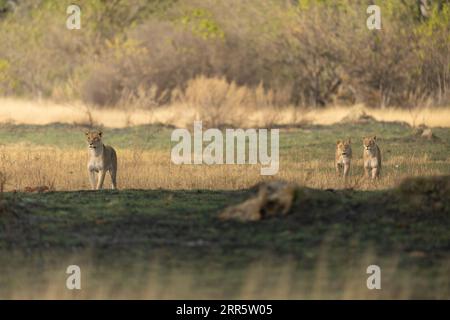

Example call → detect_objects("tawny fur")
335 139 352 177
363 136 381 179
219 181 296 221
85 131 118 190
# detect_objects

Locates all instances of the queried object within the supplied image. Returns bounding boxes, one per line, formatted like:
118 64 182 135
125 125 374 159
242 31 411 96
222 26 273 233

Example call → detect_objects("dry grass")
0 96 448 191
1 98 450 129
0 145 447 192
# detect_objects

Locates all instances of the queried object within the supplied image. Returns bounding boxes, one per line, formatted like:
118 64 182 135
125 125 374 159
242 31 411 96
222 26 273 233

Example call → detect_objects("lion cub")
363 136 381 179
335 139 352 177
85 131 118 190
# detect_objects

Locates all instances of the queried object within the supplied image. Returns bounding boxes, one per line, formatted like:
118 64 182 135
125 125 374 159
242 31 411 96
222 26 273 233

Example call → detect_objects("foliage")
0 0 449 108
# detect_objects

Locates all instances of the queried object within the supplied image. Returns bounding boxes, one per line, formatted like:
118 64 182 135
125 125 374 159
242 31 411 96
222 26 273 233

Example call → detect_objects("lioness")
85 131 117 190
363 136 381 179
335 139 352 177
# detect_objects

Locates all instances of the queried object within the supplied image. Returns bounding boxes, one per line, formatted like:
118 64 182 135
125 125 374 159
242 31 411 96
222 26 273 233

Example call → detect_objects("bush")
173 75 286 126
0 0 449 109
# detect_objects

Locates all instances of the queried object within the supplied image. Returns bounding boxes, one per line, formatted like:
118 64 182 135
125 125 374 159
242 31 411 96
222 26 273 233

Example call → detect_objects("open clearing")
0 120 449 191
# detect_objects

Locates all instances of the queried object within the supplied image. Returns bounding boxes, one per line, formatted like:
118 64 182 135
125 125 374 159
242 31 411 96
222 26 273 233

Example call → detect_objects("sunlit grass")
0 144 448 191
1 98 450 129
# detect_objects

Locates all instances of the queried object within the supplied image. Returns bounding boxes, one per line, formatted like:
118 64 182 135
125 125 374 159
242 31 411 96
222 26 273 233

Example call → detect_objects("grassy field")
0 119 449 299
0 119 449 191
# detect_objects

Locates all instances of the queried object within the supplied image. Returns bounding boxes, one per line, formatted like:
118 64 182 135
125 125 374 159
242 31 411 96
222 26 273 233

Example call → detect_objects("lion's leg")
96 170 106 190
336 163 342 176
88 170 96 190
372 167 379 179
364 166 370 178
109 168 117 190
343 163 350 177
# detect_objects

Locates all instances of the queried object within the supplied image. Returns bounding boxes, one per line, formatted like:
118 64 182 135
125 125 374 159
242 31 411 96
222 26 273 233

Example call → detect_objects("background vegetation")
0 0 449 111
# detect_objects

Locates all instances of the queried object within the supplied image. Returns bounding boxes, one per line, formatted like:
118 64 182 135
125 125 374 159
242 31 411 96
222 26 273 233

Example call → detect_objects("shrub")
0 0 449 109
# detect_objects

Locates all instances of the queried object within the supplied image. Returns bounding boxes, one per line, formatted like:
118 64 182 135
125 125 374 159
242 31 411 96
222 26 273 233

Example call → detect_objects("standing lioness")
335 139 352 177
85 131 118 190
363 136 381 179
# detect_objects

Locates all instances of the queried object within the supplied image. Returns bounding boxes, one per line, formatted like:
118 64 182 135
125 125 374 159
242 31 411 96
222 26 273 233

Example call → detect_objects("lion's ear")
347 138 351 144
98 131 103 137
85 131 89 136
336 140 341 145
373 135 377 141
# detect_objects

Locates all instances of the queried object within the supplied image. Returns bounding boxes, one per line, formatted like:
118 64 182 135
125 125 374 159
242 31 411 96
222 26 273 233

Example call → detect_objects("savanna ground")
0 110 449 299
